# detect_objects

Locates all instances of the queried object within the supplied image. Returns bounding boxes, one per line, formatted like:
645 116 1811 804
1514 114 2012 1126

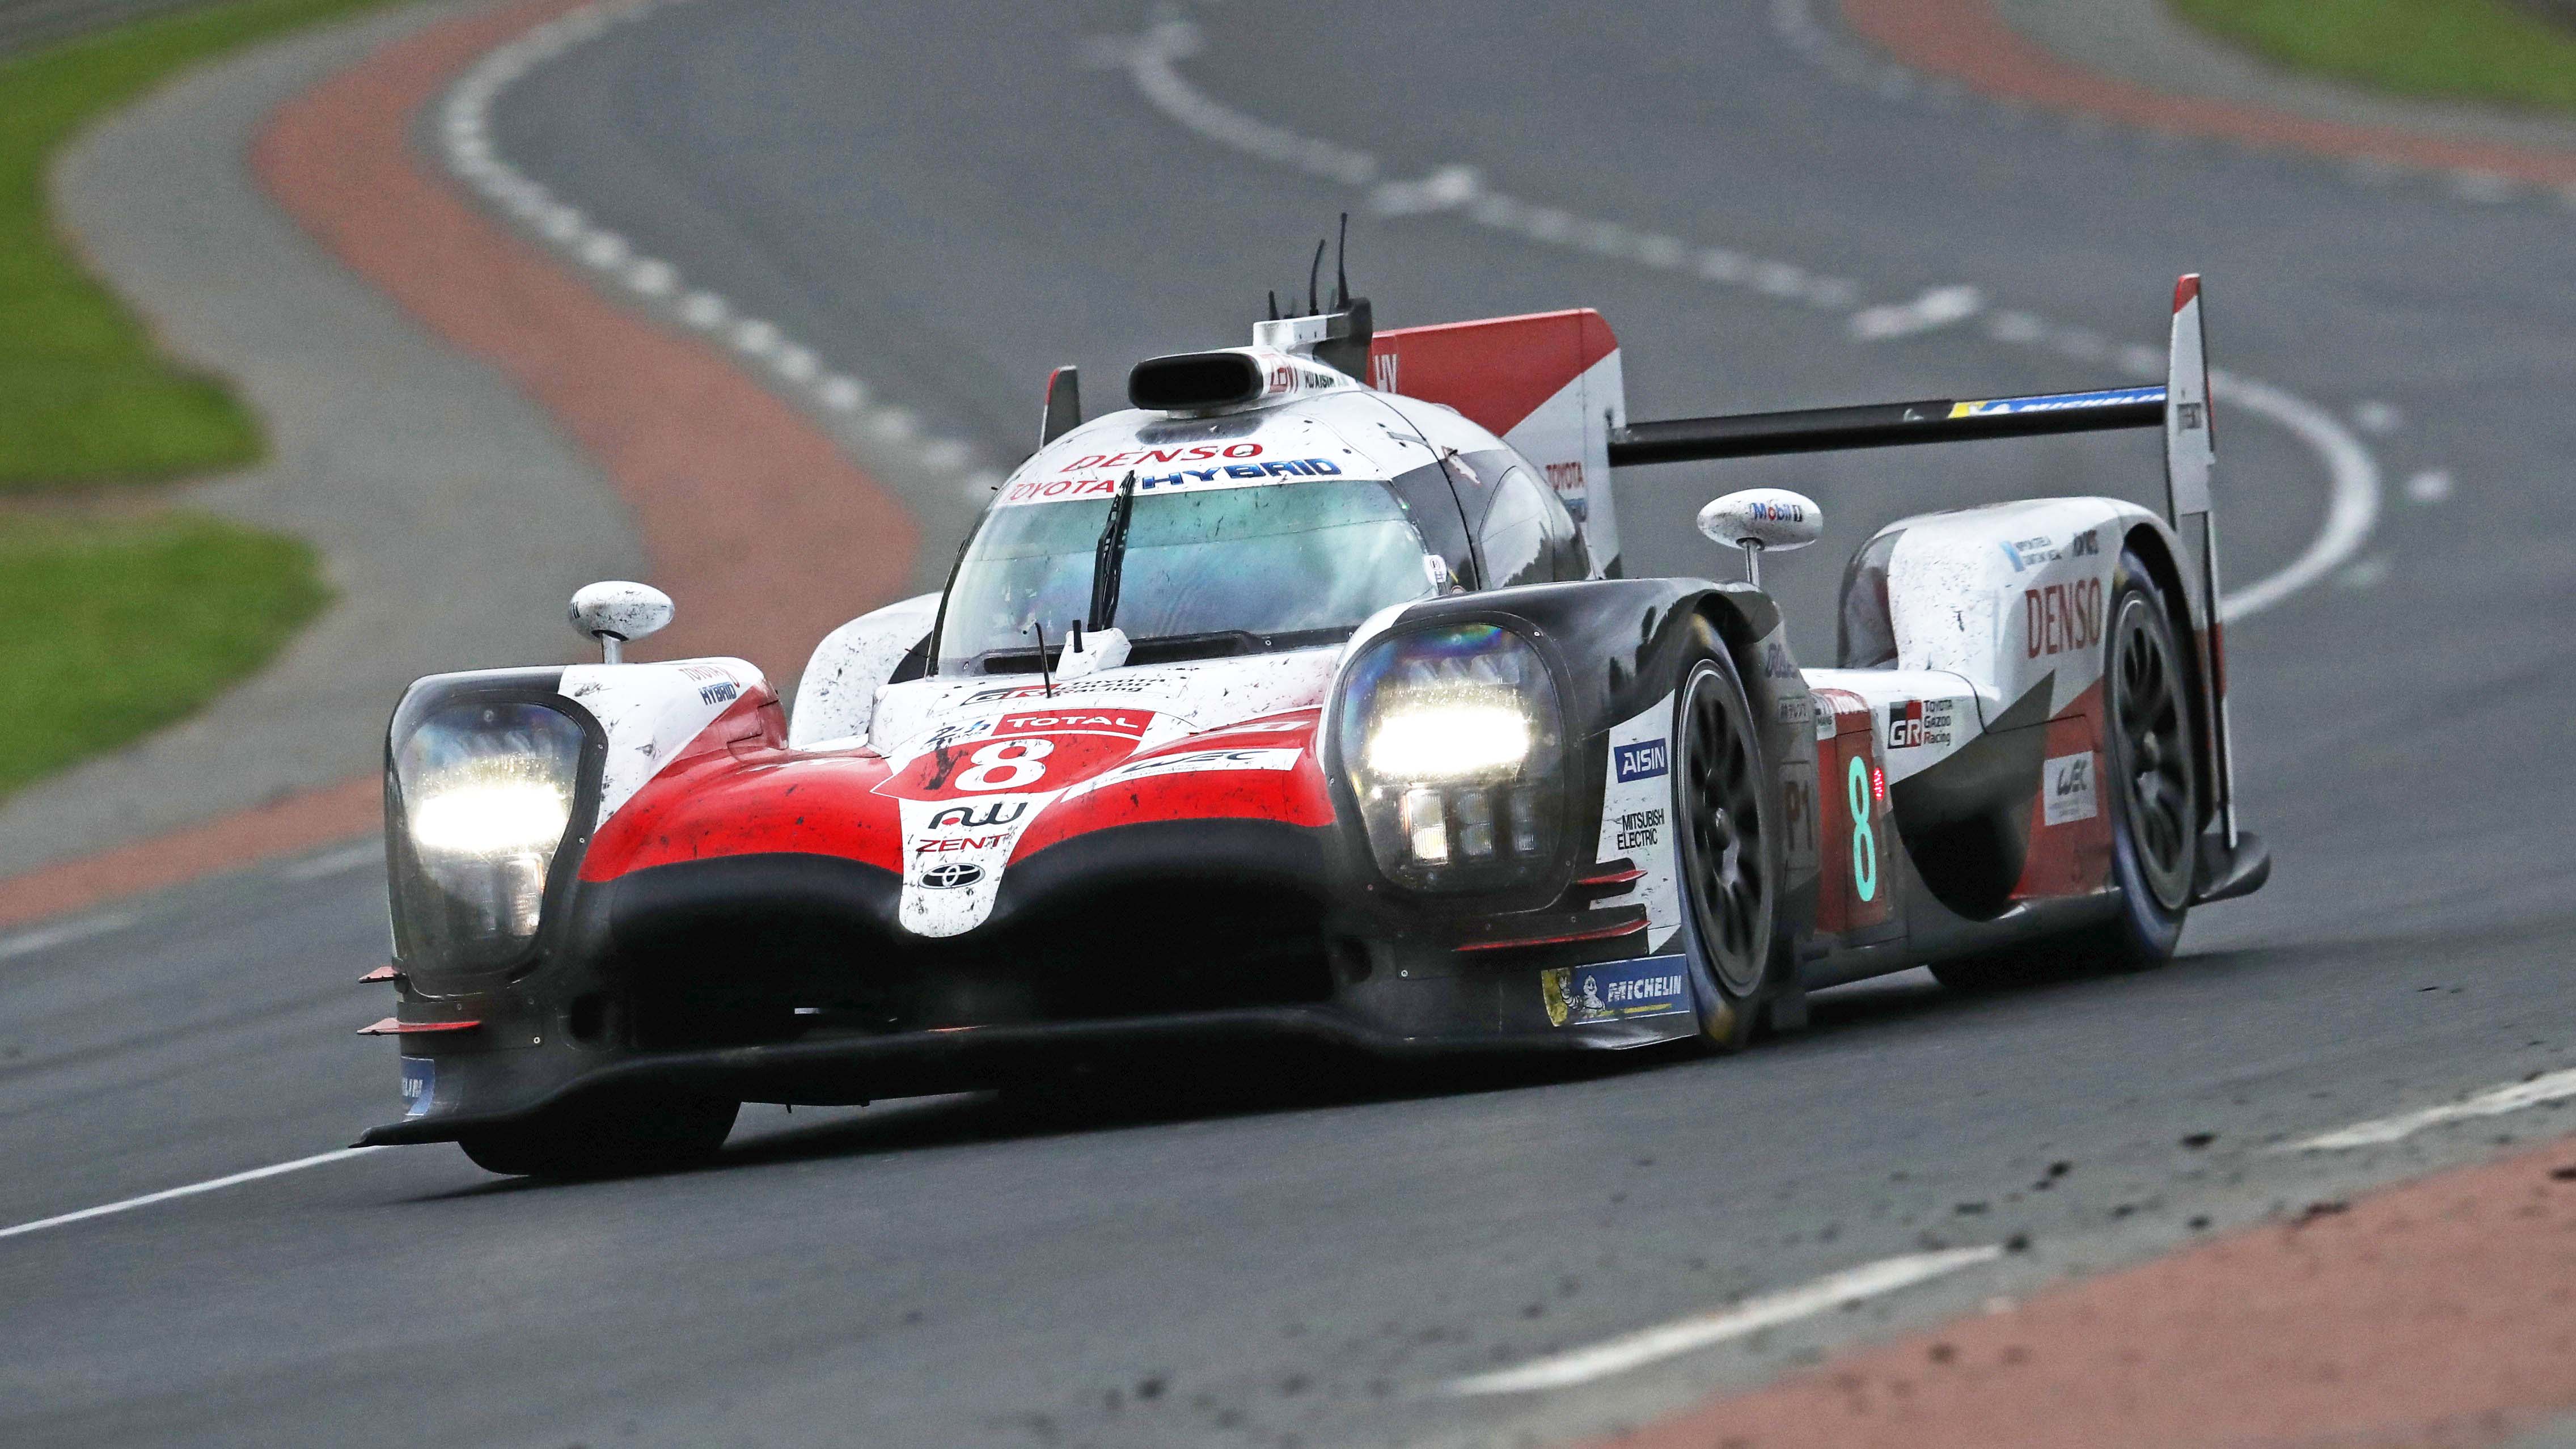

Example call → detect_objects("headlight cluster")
390 700 586 970
1336 623 1564 890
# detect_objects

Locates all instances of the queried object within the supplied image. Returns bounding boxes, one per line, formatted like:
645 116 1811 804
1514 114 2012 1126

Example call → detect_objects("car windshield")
937 479 1435 673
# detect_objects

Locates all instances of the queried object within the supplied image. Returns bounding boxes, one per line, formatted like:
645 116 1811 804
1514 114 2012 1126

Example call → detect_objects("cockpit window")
1478 464 1583 589
936 480 1437 673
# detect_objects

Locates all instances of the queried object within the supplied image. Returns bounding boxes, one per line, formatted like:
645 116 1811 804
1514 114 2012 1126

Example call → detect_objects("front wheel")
1671 631 1790 1049
458 1095 739 1179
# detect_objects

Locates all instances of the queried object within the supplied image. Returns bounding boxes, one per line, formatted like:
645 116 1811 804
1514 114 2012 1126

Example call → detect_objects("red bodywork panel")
2012 679 2115 902
1368 309 1617 438
582 705 1336 883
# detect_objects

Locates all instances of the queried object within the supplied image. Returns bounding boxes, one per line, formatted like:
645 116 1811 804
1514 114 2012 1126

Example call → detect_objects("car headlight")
1335 623 1564 890
389 699 586 970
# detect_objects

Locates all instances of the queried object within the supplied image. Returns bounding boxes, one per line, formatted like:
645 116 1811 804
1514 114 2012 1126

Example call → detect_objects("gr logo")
1614 740 1669 783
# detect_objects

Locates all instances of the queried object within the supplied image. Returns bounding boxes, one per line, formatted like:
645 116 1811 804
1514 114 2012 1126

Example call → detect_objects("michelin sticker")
1593 693 1680 950
1542 955 1691 1026
400 1058 435 1118
2044 751 2099 826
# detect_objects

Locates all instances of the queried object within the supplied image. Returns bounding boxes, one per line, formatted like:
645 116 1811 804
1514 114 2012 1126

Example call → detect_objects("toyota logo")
917 862 985 890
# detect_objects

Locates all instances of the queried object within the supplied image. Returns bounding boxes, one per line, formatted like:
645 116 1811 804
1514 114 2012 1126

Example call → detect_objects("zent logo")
1614 741 1668 783
916 862 985 890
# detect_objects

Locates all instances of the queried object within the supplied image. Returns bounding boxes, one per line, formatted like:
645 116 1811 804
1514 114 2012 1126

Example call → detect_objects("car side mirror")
1697 488 1821 588
568 581 673 664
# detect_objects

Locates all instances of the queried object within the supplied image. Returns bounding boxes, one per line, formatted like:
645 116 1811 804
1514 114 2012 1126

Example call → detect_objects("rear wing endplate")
1609 276 2258 901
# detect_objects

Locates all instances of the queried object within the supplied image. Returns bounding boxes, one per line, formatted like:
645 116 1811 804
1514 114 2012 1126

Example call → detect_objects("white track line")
2286 1068 2576 1151
0 910 137 962
0 1147 384 1242
437 0 1004 501
2203 372 2382 622
1094 18 2382 626
1446 1246 2003 1395
280 842 382 881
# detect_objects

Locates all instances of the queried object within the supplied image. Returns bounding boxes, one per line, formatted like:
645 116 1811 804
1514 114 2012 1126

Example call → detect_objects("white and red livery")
361 269 2266 1177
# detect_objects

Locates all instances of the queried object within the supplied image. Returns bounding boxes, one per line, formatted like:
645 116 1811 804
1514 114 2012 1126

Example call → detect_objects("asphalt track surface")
6 2 2576 1445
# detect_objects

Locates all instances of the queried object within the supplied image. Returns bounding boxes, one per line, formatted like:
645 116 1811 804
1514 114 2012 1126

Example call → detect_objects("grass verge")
1 0 394 491
0 512 330 800
3 0 391 806
2172 0 2576 117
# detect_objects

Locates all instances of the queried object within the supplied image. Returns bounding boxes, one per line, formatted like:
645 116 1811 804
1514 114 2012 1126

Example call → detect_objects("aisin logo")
917 862 985 890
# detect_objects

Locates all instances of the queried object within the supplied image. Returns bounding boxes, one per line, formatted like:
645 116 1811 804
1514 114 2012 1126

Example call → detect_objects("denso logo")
1069 443 1262 468
1614 741 1668 783
2024 580 2104 658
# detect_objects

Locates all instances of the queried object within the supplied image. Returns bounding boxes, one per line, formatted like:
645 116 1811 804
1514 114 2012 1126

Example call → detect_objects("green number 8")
1846 755 1878 903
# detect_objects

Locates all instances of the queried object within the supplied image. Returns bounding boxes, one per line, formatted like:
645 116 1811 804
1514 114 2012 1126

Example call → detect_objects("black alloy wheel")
1676 657 1774 1003
2107 588 2196 915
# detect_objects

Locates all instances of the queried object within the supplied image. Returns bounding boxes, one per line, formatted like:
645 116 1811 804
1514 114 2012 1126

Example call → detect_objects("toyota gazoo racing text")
361 261 2269 1177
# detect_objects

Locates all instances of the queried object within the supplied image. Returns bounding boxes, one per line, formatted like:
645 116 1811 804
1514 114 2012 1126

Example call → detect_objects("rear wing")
1608 276 2257 901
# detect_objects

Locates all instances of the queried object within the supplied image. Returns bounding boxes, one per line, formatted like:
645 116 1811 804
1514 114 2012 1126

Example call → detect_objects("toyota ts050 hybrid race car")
359 259 2270 1177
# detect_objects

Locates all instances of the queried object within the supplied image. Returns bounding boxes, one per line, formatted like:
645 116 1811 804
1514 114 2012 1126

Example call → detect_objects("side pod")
1604 273 2269 907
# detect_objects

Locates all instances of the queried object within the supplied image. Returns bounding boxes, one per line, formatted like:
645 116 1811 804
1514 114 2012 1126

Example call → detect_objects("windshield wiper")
1087 470 1138 632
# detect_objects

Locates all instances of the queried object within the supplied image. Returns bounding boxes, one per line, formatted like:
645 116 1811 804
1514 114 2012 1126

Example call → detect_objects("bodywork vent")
1130 351 1263 412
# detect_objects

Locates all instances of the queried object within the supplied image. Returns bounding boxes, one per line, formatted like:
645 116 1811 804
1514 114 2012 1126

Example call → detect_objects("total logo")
916 861 985 890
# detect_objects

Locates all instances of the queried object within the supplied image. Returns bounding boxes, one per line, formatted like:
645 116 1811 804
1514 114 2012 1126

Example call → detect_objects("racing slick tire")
1671 624 1792 1050
457 1095 741 1180
1933 550 2196 990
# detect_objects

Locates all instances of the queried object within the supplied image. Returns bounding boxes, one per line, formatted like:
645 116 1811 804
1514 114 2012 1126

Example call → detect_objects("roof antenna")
1306 238 1326 316
1266 289 1280 322
1333 212 1350 310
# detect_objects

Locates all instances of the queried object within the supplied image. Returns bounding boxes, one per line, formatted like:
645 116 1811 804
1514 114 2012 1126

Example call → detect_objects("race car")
358 261 2269 1177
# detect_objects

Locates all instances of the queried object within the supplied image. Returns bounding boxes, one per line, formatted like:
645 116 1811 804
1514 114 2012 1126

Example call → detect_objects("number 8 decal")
1845 755 1879 903
957 738 1054 792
